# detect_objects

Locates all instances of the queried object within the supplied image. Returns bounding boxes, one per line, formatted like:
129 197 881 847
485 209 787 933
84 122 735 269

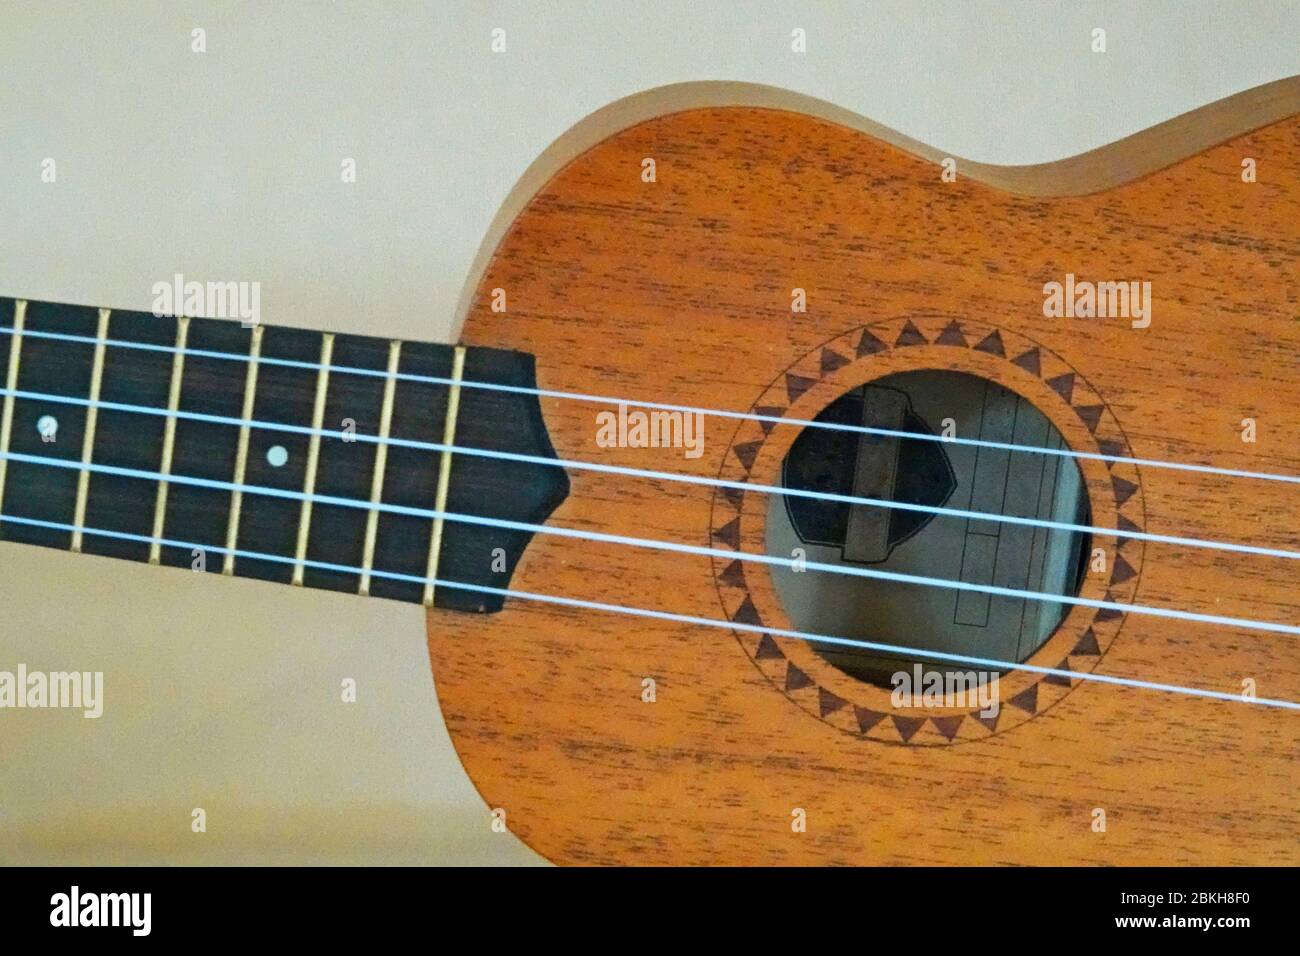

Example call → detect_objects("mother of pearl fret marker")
0 297 570 611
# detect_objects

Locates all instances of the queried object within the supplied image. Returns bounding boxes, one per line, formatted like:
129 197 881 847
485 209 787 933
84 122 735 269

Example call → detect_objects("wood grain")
428 86 1300 865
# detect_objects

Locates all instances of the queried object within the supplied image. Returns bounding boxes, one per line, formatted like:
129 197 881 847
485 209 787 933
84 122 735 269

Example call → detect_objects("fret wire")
0 300 27 519
424 345 466 607
149 316 190 564
70 308 112 553
292 333 334 586
222 325 264 575
359 340 402 596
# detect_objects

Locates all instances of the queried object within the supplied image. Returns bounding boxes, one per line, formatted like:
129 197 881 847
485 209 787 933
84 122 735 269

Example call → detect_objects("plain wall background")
1 1 1297 864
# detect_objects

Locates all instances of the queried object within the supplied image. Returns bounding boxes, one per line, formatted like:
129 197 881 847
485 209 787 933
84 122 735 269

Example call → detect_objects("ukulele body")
427 90 1300 865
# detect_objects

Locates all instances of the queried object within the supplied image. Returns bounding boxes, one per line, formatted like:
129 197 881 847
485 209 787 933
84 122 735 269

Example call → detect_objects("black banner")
0 866 1284 941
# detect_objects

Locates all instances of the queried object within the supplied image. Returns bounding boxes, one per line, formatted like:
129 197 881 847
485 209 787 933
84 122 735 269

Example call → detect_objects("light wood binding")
428 79 1300 865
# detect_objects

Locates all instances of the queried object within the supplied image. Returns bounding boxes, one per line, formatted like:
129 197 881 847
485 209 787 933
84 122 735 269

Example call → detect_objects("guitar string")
2 447 1299 637
5 323 1300 486
5 385 1300 563
1 508 1296 713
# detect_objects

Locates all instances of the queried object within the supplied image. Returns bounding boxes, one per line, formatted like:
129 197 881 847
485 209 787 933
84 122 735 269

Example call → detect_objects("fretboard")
0 297 569 612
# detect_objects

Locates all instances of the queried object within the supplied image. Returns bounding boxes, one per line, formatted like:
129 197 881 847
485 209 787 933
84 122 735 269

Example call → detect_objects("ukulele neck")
0 297 568 612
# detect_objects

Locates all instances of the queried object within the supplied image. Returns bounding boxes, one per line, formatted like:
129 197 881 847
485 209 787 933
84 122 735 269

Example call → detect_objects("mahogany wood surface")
429 84 1300 865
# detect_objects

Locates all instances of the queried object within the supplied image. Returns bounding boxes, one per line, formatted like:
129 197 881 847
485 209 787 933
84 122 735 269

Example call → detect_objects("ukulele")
3 77 1299 865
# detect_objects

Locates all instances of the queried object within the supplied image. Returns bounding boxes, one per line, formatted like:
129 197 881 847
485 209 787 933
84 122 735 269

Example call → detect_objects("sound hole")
765 370 1091 689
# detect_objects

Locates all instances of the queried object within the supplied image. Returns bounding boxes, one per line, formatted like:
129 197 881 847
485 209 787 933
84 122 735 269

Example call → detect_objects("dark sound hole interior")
765 370 1092 689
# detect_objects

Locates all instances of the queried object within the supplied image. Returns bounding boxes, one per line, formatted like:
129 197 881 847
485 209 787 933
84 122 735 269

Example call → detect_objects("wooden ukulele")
3 77 1298 865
